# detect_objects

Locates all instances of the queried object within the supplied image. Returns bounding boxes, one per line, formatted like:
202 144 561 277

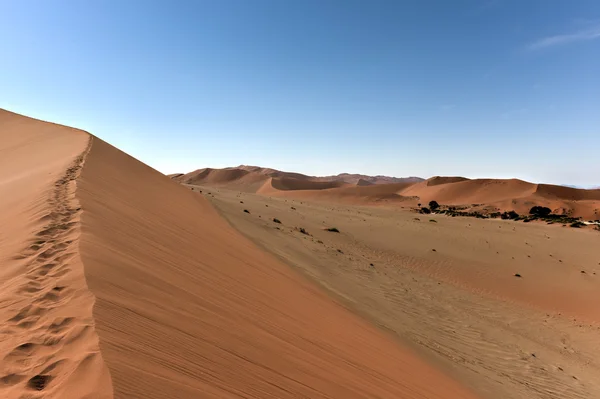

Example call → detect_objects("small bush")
570 221 586 228
273 218 282 224
429 219 437 223
243 209 250 214
420 207 431 214
297 227 309 235
326 227 340 233
501 210 519 220
429 200 440 211
530 206 552 217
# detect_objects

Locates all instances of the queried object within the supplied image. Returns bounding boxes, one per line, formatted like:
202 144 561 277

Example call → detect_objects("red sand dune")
1 109 477 398
399 178 537 205
270 176 349 191
174 165 422 188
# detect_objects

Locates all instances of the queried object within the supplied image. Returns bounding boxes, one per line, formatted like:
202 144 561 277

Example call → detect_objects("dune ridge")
0 110 112 399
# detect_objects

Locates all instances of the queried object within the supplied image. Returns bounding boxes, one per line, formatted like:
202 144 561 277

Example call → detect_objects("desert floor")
194 184 600 399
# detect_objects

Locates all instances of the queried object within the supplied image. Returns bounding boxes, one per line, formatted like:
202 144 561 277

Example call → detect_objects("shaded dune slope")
258 178 417 204
0 110 112 399
270 176 349 191
77 137 478 397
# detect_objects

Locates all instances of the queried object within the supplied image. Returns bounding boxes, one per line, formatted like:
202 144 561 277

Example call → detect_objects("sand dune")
399 178 537 206
174 165 422 191
259 176 350 193
0 110 112 398
1 109 477 398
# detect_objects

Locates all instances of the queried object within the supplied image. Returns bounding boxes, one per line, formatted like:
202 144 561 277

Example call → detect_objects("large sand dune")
1 109 477 398
0 110 112 398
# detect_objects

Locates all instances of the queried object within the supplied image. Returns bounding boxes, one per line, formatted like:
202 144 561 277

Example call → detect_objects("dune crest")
0 110 112 399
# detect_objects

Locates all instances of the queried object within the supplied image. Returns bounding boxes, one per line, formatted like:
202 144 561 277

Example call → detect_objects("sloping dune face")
535 184 600 201
76 136 477 398
0 110 112 399
401 178 537 205
174 167 270 191
270 176 349 191
258 178 418 204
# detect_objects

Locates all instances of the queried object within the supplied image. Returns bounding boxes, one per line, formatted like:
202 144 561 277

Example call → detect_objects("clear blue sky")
1 1 598 186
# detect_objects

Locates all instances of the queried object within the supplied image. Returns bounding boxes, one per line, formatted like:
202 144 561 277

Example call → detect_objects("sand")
199 186 600 399
1 109 477 398
177 167 600 220
0 110 112 398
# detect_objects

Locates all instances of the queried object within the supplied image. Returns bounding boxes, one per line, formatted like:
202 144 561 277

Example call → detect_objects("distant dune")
1 109 476 398
173 165 423 189
179 167 600 220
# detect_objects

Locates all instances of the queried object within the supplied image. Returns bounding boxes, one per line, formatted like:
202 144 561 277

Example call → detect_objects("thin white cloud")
529 26 600 50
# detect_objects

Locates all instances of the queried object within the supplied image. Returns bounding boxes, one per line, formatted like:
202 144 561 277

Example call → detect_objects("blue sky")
1 0 598 186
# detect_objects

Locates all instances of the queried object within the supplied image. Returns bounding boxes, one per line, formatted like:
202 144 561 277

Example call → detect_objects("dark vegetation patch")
325 227 340 233
272 218 282 224
422 201 586 226
243 209 250 214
